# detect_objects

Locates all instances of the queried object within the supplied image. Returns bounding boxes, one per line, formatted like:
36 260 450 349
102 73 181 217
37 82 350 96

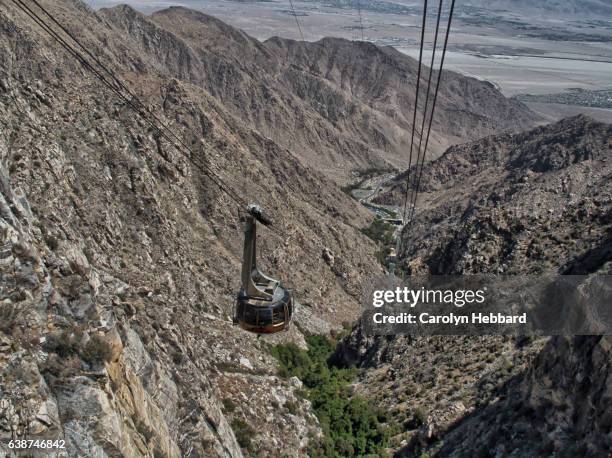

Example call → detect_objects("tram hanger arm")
247 204 273 227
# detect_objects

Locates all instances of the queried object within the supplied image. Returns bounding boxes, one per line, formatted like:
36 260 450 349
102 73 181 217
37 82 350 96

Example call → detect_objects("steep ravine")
335 116 612 456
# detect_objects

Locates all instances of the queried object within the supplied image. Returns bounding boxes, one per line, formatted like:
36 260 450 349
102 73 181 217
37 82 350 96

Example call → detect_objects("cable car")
233 204 293 334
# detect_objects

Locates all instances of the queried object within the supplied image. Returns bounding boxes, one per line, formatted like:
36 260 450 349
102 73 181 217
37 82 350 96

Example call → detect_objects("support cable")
288 0 305 42
357 0 364 41
400 0 428 224
405 0 456 239
405 0 443 227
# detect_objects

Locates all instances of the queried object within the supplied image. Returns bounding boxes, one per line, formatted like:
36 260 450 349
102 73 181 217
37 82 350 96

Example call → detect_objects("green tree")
271 335 393 457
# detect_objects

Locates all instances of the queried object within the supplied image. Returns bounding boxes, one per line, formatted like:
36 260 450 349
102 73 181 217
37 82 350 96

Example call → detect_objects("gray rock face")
0 138 188 457
425 336 612 458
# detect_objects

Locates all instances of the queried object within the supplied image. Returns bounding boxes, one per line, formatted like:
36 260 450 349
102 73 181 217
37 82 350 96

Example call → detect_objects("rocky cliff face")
335 116 611 455
0 1 383 456
422 335 611 458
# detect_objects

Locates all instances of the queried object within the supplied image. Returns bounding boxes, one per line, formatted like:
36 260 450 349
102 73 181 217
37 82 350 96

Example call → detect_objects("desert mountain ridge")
100 3 538 183
464 0 612 16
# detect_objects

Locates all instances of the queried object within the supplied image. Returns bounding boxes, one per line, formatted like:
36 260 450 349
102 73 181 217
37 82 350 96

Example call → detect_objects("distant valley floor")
525 101 612 124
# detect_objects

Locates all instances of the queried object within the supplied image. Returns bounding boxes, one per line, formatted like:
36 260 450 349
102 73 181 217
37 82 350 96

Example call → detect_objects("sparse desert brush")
81 334 113 364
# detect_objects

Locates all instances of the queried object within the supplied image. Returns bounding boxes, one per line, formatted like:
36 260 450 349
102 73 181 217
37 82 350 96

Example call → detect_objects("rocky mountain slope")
0 1 575 457
0 1 383 456
377 115 611 275
335 115 611 455
425 335 611 458
100 5 538 183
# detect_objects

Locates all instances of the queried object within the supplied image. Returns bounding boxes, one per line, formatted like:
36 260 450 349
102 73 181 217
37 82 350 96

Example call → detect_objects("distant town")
514 88 612 109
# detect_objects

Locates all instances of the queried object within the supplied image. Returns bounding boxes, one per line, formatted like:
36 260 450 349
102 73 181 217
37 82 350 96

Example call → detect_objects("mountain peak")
100 3 141 18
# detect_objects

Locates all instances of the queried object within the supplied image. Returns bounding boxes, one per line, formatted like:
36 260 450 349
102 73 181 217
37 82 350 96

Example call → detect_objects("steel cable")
405 0 456 239
400 0 428 224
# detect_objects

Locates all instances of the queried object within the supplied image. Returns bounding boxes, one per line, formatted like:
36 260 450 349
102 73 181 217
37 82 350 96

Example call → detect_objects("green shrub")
171 350 184 365
45 329 81 357
361 219 396 268
361 219 394 245
285 400 298 415
81 334 113 364
231 418 255 450
42 353 81 379
271 335 393 457
222 398 236 414
0 301 33 334
269 342 311 379
413 407 427 426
